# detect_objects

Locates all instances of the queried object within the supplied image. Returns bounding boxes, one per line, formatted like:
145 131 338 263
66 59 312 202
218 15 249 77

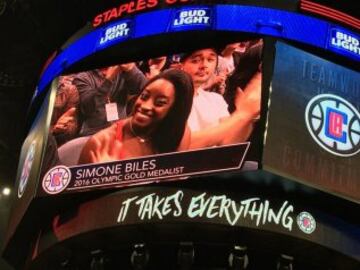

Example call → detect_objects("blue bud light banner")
169 6 213 31
263 41 360 203
97 19 133 49
327 27 360 62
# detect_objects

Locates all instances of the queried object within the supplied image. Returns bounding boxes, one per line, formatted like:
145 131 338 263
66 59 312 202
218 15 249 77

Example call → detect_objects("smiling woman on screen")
78 69 194 164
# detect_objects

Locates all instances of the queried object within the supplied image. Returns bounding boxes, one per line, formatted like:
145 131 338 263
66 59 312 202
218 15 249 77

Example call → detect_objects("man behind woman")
179 45 261 149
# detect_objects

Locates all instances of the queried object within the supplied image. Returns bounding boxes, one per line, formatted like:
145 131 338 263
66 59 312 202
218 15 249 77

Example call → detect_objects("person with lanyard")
73 62 147 137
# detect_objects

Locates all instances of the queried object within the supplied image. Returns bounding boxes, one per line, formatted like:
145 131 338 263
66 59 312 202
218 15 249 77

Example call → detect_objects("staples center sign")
92 0 194 27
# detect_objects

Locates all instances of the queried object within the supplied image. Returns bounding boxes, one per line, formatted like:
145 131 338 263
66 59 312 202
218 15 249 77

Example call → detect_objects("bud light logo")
305 94 360 157
42 165 71 194
98 20 132 47
329 28 360 61
18 141 36 198
171 7 212 31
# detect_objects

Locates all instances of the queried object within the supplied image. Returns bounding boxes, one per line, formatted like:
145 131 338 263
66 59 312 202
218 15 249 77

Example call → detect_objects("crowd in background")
47 39 263 167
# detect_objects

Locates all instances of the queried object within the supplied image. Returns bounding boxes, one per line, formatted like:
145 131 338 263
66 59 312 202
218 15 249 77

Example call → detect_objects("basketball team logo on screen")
18 140 36 198
42 166 72 194
296 212 316 234
305 94 360 157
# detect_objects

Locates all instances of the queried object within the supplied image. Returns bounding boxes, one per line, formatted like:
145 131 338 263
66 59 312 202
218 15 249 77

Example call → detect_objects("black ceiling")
0 0 358 187
0 0 89 186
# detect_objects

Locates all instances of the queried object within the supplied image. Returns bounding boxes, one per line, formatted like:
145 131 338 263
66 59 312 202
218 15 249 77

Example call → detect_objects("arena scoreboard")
3 1 360 269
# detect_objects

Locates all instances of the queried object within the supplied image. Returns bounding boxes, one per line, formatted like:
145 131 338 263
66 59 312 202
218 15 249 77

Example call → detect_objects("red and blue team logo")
305 94 360 157
18 141 36 198
297 212 316 234
42 165 71 194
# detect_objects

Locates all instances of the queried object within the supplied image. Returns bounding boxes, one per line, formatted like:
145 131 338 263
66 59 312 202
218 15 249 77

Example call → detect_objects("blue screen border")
36 4 359 98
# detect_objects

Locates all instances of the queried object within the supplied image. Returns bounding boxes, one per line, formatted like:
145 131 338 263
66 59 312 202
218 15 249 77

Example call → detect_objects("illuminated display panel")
39 37 264 195
36 4 360 98
264 41 360 203
32 4 359 199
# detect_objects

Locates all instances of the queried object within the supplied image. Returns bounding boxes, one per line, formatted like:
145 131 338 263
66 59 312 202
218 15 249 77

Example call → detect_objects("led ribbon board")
37 4 359 97
38 187 360 263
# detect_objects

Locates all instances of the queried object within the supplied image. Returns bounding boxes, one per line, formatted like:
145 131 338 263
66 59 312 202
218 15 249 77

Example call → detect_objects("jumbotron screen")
20 2 359 201
39 37 264 196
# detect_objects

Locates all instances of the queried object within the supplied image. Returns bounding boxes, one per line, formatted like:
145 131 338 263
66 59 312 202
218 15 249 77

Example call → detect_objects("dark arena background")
0 0 359 269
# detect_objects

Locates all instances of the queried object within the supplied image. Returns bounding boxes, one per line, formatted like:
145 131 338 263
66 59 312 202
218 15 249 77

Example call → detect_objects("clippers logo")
305 94 360 157
297 212 316 234
18 141 36 198
98 20 131 47
325 108 347 142
42 166 71 194
172 7 212 29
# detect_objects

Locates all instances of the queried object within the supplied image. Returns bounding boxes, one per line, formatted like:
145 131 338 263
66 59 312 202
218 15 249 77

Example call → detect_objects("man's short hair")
179 47 219 62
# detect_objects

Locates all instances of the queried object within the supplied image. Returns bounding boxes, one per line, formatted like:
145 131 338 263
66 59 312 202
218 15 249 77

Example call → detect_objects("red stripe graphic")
300 0 360 30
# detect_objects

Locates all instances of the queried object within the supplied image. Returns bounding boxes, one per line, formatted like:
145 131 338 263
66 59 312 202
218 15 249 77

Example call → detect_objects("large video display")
39 38 264 195
264 42 360 203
